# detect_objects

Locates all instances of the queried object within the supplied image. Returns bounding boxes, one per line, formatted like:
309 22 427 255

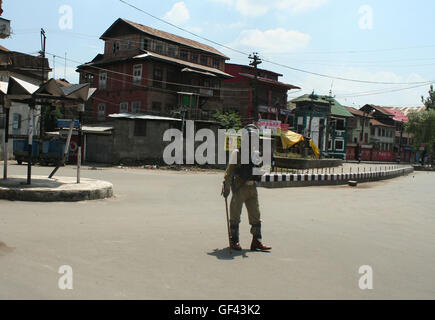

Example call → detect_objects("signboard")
224 132 241 152
57 119 79 129
257 120 282 136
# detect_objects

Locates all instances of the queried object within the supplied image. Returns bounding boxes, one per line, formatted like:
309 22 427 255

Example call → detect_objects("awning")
181 68 216 77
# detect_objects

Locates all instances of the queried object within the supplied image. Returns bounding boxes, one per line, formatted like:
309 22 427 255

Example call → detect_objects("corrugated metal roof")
109 113 182 121
345 106 373 118
133 52 233 78
387 106 426 116
384 108 408 122
292 94 353 117
0 80 8 94
101 18 229 59
238 73 300 90
8 76 39 94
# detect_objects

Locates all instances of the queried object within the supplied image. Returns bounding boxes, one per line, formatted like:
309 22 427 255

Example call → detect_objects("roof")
101 18 229 59
291 94 330 105
0 45 9 52
226 63 283 77
344 106 373 118
384 108 408 122
108 113 182 122
78 51 233 78
292 94 353 117
82 125 114 134
363 104 395 116
0 80 8 94
133 52 232 78
239 73 300 90
370 119 394 127
387 106 426 116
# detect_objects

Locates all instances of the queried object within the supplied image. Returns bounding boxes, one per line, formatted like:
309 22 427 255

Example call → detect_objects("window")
120 102 128 113
132 101 141 114
155 41 164 54
190 53 198 63
152 102 162 112
364 133 368 143
203 79 210 87
12 113 21 129
113 41 120 54
213 58 220 69
335 119 345 130
98 104 106 121
153 66 163 88
167 45 177 57
133 64 142 84
99 72 107 90
200 55 208 65
134 120 147 136
371 126 375 135
335 140 344 151
123 40 132 50
180 49 188 60
142 38 150 50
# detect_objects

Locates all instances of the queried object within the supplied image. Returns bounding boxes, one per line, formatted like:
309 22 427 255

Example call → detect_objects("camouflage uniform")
223 149 262 243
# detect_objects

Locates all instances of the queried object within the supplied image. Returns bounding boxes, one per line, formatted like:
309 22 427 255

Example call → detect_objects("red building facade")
77 18 232 123
222 63 300 124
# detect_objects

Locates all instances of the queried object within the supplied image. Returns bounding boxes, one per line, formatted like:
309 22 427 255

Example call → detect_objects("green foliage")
422 85 435 110
42 106 63 133
405 109 435 154
214 110 242 130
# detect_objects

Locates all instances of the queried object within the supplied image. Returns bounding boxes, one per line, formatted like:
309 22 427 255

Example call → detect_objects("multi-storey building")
222 63 300 124
0 45 50 143
77 18 232 123
291 94 353 159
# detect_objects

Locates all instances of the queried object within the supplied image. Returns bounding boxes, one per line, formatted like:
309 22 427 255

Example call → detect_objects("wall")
111 118 223 166
85 134 113 164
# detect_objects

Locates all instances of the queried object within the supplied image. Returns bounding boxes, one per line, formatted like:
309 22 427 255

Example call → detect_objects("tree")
422 85 435 110
405 109 435 165
214 110 242 130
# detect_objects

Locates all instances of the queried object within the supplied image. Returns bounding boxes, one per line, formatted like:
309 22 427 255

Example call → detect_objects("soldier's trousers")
229 181 262 241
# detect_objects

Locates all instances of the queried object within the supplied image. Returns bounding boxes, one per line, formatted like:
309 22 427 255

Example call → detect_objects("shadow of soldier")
207 248 250 260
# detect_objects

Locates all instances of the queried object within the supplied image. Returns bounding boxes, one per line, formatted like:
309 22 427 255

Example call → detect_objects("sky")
2 0 435 107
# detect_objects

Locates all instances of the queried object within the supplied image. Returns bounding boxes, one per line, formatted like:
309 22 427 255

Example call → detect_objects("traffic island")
259 166 414 188
0 176 113 202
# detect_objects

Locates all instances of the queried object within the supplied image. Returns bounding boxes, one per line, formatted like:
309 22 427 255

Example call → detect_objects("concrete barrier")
273 157 343 169
258 166 414 188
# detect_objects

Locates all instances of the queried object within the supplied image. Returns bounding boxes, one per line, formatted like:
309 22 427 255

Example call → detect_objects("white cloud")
229 28 311 54
164 2 190 25
211 0 328 16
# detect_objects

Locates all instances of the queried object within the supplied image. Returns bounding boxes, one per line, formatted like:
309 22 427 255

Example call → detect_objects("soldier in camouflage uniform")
222 125 272 251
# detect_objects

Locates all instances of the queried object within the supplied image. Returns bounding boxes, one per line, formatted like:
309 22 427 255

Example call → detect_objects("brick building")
76 18 232 123
222 63 300 124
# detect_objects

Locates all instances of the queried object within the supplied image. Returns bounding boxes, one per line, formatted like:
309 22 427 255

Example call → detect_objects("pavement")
0 175 113 202
0 162 434 299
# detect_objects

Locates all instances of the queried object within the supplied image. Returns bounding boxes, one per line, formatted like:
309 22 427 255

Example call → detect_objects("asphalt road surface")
0 163 434 299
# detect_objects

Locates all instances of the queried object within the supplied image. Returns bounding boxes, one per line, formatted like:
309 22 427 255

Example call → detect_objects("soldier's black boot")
250 238 272 251
250 223 271 251
230 223 242 251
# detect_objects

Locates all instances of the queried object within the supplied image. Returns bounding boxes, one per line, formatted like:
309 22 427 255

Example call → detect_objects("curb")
258 166 414 188
0 178 114 202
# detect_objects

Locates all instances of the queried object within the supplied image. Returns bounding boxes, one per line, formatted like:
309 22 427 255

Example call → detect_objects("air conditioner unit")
0 17 10 39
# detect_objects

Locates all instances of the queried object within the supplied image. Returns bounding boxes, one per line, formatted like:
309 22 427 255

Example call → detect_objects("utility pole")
249 52 262 123
397 122 403 163
39 29 47 157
